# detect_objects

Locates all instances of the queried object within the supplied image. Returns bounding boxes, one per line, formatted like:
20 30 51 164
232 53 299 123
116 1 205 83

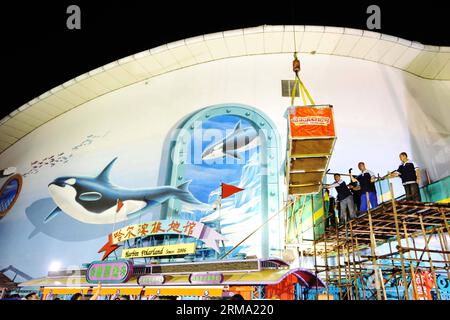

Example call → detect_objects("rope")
290 53 316 106
299 77 316 105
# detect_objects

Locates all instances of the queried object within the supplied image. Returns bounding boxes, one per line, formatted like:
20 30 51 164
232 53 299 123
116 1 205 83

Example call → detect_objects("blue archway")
164 103 283 258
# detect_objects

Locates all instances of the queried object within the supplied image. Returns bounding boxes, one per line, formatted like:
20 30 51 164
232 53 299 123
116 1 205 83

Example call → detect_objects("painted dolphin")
201 121 259 160
46 157 209 224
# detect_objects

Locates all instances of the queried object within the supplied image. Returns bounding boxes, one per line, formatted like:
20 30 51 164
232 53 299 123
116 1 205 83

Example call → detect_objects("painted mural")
0 108 273 277
45 157 208 225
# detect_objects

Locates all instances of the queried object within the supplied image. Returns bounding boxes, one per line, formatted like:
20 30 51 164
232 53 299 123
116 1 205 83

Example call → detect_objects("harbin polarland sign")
86 260 133 284
121 243 196 259
98 220 227 260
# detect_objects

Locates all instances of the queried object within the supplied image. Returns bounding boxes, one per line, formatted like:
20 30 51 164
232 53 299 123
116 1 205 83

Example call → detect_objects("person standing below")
324 174 356 225
25 292 39 300
390 152 421 202
351 162 378 212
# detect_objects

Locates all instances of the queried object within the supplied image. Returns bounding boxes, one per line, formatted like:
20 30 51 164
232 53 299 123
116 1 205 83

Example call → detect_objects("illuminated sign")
121 243 196 259
138 275 165 286
189 273 224 284
86 260 133 284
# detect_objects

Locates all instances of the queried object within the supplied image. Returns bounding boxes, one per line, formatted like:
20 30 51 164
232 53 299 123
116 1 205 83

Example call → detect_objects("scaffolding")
299 183 450 300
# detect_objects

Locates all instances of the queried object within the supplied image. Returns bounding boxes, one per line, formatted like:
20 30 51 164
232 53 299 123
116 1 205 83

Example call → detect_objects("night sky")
1 1 448 118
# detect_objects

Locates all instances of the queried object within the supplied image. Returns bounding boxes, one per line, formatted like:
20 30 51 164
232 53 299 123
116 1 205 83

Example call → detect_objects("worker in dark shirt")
351 162 378 212
324 173 356 225
390 152 421 201
348 180 361 214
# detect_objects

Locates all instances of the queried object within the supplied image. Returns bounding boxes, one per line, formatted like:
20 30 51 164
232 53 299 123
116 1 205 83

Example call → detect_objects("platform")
304 200 450 256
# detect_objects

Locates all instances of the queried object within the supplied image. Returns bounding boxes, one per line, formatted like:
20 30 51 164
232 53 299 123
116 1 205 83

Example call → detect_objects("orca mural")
46 157 209 224
0 97 287 279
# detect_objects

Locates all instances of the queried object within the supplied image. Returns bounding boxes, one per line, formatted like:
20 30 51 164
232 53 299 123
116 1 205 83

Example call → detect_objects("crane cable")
291 52 316 106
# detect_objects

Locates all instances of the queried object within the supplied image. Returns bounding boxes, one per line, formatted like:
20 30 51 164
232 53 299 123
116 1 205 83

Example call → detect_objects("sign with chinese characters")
189 273 224 285
288 105 335 137
98 220 227 260
86 260 133 284
121 243 196 259
111 220 203 244
138 275 165 286
112 219 226 251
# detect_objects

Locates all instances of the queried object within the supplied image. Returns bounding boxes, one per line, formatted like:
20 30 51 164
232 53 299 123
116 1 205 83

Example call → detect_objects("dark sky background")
0 1 449 118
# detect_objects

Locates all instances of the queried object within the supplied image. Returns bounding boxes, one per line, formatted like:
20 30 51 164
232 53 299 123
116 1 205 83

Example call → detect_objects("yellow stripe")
436 197 450 204
43 287 90 295
93 287 143 295
144 286 223 297
43 287 143 295
300 208 325 230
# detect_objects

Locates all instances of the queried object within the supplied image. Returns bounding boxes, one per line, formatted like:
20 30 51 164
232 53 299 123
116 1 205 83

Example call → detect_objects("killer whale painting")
46 157 210 224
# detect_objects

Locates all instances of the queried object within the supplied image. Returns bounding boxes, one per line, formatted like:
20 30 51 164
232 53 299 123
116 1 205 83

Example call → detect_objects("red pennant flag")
116 199 124 213
221 183 244 199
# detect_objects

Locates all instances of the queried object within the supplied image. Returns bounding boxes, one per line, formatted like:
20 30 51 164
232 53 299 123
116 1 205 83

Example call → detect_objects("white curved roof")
1 25 449 155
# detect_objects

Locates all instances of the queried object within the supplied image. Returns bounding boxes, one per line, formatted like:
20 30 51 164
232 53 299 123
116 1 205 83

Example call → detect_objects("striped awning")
20 267 325 291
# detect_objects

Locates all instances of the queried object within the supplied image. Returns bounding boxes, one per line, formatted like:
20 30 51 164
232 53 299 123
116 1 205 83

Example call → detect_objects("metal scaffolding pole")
322 206 330 300
354 237 367 299
309 196 449 301
311 195 319 300
366 192 382 300
344 242 354 299
387 241 401 300
402 220 418 300
336 225 343 300
418 215 441 300
349 221 361 300
437 229 450 280
389 183 410 300
440 208 450 235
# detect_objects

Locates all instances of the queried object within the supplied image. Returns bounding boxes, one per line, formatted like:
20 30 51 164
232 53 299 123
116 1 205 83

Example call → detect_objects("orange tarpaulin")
266 274 296 300
289 106 335 138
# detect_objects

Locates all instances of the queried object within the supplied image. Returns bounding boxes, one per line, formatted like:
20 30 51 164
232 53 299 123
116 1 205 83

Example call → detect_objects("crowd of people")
1 292 245 300
324 152 421 226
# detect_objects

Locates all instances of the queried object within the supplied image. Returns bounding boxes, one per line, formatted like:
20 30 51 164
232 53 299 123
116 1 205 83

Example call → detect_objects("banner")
288 106 335 138
121 243 196 259
98 219 227 260
414 270 435 300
